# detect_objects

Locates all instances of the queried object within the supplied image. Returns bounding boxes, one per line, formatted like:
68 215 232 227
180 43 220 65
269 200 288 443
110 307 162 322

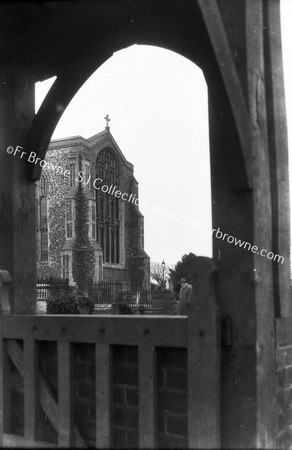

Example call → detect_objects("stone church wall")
45 147 75 274
102 267 131 283
36 131 150 287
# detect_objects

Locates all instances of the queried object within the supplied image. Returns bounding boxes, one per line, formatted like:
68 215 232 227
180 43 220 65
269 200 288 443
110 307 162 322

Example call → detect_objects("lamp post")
161 259 165 292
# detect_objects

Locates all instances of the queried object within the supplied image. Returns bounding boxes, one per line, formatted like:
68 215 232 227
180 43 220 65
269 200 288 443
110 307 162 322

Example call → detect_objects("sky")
35 1 292 268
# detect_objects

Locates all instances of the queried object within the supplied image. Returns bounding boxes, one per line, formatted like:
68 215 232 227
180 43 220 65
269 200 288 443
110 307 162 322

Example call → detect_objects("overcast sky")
36 1 292 268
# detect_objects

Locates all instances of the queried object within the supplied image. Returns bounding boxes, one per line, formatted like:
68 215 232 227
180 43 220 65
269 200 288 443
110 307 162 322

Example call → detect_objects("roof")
48 129 133 171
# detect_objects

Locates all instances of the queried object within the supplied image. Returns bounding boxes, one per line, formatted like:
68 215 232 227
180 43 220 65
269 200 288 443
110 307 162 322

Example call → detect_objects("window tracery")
96 150 120 263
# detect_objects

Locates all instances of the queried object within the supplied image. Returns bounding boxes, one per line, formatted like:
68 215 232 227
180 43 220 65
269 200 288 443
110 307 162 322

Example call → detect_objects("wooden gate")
0 257 220 448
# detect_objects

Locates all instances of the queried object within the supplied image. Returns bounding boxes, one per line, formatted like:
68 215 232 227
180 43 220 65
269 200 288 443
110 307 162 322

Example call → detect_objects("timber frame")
0 1 290 448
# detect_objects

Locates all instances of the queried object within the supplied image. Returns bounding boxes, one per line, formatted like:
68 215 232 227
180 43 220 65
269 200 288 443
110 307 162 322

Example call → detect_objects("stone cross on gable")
104 114 111 130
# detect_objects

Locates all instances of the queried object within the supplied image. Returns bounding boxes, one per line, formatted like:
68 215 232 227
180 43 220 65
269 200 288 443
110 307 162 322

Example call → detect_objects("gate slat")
57 341 73 448
95 343 111 448
24 339 36 442
0 339 10 445
139 345 156 448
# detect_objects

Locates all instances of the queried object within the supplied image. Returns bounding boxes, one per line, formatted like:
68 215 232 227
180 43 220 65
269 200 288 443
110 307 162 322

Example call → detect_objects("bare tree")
150 261 170 286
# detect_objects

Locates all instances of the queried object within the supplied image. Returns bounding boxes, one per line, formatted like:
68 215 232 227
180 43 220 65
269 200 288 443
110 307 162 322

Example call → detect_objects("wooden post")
0 270 12 445
57 341 74 447
24 339 37 443
95 343 111 448
139 345 156 448
187 257 220 448
0 340 11 446
0 62 36 314
263 0 291 316
0 271 11 316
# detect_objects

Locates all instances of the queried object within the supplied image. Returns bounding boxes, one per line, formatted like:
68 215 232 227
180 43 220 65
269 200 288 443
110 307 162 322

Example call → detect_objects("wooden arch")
27 0 251 188
0 1 289 448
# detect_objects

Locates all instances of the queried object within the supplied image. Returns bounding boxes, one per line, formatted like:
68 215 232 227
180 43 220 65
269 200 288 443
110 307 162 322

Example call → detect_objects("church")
35 117 150 289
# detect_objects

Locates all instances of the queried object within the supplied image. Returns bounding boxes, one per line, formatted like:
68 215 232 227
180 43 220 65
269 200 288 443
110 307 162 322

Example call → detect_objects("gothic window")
96 150 120 263
40 174 47 195
91 203 96 240
65 200 74 239
62 254 70 279
84 161 91 189
141 221 144 250
39 174 48 262
69 162 76 188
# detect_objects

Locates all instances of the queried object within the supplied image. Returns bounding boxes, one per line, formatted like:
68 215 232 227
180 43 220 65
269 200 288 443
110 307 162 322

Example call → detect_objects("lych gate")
0 1 291 448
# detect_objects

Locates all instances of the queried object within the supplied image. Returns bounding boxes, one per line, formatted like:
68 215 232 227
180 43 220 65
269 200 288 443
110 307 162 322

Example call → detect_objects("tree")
128 255 146 290
72 156 95 293
169 252 198 285
150 261 170 286
36 263 59 280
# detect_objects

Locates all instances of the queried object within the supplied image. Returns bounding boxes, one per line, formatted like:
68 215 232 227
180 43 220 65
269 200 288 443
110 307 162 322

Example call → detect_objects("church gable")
36 127 150 289
88 131 134 175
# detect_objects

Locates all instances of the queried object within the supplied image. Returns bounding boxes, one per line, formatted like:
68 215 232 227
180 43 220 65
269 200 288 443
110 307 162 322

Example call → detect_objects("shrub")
46 290 80 314
117 303 134 315
138 304 145 315
77 295 94 313
37 263 59 280
72 157 95 292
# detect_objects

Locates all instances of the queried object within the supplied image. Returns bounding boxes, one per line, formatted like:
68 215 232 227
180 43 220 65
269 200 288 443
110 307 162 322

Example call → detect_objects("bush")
117 303 134 315
138 304 145 315
77 295 94 313
37 263 59 280
46 290 80 314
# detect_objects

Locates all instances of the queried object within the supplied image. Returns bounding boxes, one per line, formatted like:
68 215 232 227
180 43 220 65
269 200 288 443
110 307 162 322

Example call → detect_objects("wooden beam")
57 341 73 448
3 433 58 448
138 345 156 449
197 0 252 189
27 54 109 181
24 339 37 442
95 344 111 448
2 315 187 347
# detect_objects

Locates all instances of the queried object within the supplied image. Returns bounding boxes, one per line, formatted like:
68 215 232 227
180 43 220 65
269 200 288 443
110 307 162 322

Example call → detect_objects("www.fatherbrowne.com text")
6 145 285 264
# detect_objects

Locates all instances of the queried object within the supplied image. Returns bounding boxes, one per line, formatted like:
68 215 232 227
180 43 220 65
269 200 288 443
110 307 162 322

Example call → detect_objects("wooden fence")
0 258 221 448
